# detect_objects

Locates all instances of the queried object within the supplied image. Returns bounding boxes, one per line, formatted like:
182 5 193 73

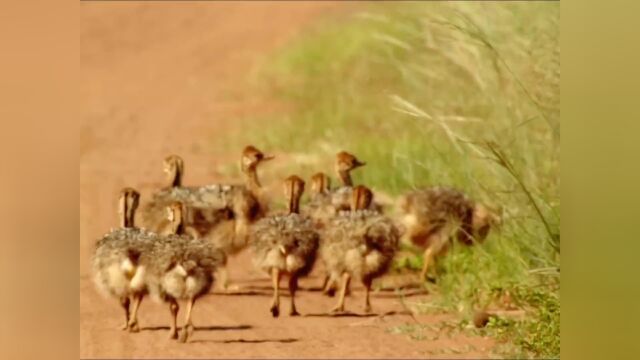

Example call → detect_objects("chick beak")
353 160 366 168
262 154 275 162
279 245 287 255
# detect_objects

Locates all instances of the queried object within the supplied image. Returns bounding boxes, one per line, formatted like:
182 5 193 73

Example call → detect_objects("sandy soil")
80 2 494 358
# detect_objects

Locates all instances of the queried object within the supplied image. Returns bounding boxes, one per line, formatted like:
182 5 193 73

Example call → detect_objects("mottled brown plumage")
397 186 500 280
321 185 399 313
141 155 228 232
141 150 268 235
251 175 320 317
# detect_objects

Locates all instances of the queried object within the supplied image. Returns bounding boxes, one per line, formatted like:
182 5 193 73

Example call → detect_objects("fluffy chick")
397 186 501 280
145 202 225 342
251 175 320 317
92 187 155 332
321 185 399 313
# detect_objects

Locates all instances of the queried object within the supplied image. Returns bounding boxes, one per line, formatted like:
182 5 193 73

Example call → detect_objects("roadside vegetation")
223 2 559 357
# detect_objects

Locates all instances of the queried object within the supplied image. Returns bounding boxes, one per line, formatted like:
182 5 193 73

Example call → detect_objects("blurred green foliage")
228 2 559 357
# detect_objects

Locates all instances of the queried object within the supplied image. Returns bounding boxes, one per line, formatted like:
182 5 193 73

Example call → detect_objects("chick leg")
330 272 351 313
179 297 195 343
217 264 241 292
363 278 373 314
217 266 229 290
419 247 434 281
168 298 179 340
127 293 143 332
327 276 351 296
289 274 300 316
119 296 130 330
269 268 282 318
322 274 337 297
320 273 330 293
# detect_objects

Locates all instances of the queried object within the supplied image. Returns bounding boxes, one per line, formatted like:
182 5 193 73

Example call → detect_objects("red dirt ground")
80 2 495 358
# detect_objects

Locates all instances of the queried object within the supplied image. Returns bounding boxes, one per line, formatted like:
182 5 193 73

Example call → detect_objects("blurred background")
81 1 559 358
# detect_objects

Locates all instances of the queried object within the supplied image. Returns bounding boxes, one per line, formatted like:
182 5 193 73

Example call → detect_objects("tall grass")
229 2 559 357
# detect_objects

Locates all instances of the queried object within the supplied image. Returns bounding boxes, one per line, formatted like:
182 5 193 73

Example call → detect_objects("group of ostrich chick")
92 145 501 342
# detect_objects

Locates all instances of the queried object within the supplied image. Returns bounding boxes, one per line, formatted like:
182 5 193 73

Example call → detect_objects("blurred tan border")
2 0 640 359
0 0 77 359
562 0 640 359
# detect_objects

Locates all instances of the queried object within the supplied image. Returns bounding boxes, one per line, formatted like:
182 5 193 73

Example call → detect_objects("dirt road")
80 2 494 358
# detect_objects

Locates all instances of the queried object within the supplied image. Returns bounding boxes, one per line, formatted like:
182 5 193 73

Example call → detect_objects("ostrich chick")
92 187 155 332
146 202 225 342
397 187 501 280
330 151 366 211
305 172 334 226
204 146 275 290
306 152 382 224
251 175 320 317
141 146 273 237
302 152 366 222
322 185 399 313
305 172 347 296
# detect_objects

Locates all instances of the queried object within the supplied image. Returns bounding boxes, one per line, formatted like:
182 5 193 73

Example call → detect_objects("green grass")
228 2 559 358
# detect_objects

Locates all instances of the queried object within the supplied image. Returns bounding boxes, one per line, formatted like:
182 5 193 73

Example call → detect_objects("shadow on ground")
141 325 253 332
191 338 299 344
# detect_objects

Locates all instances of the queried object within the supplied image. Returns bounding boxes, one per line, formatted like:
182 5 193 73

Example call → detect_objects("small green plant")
510 284 560 358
